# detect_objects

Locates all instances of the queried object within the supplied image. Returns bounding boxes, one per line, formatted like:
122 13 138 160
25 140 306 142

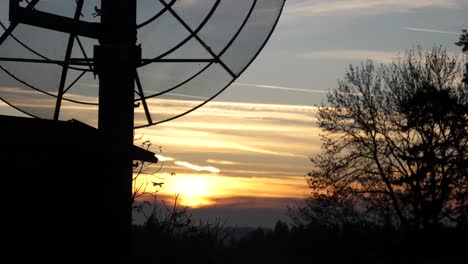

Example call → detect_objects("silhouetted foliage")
456 29 468 84
296 46 468 232
130 138 229 264
456 29 468 53
132 194 228 264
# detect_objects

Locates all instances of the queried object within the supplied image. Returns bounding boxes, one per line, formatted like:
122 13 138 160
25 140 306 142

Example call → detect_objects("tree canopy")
456 29 468 84
298 47 468 232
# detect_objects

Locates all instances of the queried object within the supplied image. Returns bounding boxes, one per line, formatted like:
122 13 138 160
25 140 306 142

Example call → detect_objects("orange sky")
131 101 321 219
0 97 322 227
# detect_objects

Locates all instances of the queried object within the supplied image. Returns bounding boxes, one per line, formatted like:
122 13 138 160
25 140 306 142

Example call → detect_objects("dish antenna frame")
7 0 140 259
1 0 285 261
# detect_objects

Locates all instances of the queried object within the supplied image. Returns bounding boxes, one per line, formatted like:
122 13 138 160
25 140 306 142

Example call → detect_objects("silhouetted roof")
0 115 157 163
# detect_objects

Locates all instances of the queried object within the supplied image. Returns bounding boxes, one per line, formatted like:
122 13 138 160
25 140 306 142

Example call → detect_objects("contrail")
174 161 221 173
403 27 460 35
142 91 207 100
234 83 329 94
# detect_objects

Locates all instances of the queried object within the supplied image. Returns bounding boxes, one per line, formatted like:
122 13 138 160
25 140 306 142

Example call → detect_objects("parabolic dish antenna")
0 0 285 128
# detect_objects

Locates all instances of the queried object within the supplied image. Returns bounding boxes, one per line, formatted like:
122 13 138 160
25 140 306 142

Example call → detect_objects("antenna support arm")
9 0 100 39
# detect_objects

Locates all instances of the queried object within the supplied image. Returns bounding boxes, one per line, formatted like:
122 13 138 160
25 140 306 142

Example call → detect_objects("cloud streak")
2 86 318 212
174 161 221 174
234 83 328 94
299 49 399 63
206 159 239 165
403 27 461 35
284 0 459 17
135 173 310 208
154 154 175 162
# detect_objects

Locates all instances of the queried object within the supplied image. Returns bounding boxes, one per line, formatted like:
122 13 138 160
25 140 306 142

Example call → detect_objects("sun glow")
166 175 214 207
134 171 310 209
128 100 318 209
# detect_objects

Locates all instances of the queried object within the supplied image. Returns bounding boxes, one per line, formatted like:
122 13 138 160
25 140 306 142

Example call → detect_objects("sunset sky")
1 0 467 228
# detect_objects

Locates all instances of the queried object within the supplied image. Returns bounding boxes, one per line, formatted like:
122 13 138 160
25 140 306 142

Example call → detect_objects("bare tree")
299 46 468 232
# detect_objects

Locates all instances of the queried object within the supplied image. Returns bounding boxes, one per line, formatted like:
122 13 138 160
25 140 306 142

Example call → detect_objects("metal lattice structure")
0 2 285 261
0 0 285 128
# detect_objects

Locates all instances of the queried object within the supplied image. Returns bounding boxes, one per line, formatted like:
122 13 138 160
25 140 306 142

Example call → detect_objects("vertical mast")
96 1 139 262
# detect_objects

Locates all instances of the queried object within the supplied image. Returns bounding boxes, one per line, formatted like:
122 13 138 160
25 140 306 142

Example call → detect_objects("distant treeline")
131 219 468 264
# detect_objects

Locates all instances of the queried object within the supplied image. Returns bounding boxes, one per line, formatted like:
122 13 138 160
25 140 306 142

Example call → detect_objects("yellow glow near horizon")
1 93 318 210
128 100 318 209
134 172 310 208
167 176 214 207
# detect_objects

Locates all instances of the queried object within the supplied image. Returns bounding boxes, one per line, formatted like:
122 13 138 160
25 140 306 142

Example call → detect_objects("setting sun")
167 175 213 207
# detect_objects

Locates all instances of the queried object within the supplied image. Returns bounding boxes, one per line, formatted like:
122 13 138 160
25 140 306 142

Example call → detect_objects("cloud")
154 135 307 158
206 159 239 165
298 48 462 66
134 173 310 209
0 99 28 117
1 86 320 160
159 121 311 132
2 86 319 206
402 27 461 35
299 49 400 63
165 93 207 100
136 100 320 171
175 161 221 173
284 0 459 17
134 200 297 228
138 99 318 125
233 83 328 94
155 154 175 162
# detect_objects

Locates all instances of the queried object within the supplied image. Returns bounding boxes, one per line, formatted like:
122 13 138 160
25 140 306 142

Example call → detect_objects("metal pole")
96 1 138 262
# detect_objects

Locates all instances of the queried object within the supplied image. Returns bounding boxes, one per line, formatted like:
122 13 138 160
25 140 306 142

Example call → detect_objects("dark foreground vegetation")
132 218 468 264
